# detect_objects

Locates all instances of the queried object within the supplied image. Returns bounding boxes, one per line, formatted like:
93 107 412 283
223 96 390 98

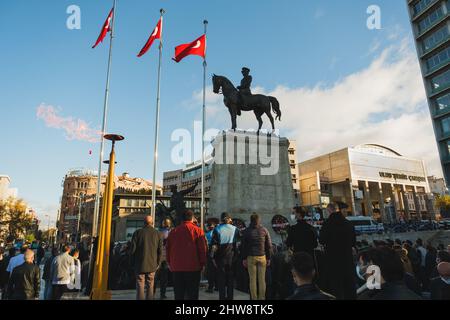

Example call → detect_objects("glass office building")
407 0 450 184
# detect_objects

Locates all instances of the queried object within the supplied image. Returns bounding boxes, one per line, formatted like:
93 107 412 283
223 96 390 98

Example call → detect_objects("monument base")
209 130 294 243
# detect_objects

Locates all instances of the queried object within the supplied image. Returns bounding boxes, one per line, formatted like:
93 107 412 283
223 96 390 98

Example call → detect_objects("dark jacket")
211 223 239 266
430 277 450 300
287 284 335 300
0 256 11 287
166 221 207 272
241 223 272 260
368 281 422 300
7 262 40 300
42 256 56 281
358 274 422 299
37 247 45 260
319 212 356 300
129 225 163 274
286 220 318 256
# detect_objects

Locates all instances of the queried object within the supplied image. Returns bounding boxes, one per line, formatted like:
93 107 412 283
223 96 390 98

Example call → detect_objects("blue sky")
0 0 438 223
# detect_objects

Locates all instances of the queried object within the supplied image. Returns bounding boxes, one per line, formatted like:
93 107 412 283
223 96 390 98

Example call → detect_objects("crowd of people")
0 242 87 300
0 202 449 301
120 204 450 300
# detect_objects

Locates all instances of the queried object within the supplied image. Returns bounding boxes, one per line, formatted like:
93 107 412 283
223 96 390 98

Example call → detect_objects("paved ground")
63 285 250 300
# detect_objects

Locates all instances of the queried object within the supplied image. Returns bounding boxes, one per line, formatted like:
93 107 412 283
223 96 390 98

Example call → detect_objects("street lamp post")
75 194 84 244
91 133 124 300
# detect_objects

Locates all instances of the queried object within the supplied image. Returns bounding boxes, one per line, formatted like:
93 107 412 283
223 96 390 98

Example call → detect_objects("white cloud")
191 39 443 177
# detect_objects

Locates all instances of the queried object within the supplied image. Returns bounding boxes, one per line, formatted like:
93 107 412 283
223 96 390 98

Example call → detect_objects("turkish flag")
92 8 114 49
138 17 163 57
173 34 206 63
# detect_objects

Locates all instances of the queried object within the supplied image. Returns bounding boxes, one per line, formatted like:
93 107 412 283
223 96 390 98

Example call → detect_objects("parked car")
346 216 384 235
417 220 439 231
438 219 450 230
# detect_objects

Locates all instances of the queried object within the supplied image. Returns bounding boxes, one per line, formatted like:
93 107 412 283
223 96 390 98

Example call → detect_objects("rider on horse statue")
236 67 252 116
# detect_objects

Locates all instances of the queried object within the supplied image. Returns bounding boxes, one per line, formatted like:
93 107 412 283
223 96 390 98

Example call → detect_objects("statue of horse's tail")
269 97 282 121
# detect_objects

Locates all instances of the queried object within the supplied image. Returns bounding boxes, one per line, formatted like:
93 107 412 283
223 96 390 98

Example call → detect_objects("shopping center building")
298 144 435 222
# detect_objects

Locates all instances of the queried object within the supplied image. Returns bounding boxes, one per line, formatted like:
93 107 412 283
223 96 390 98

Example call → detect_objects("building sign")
64 215 79 221
379 172 426 183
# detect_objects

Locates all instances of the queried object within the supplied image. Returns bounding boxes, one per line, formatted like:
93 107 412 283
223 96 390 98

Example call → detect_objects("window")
446 140 450 155
431 69 450 91
126 199 132 207
442 115 450 134
413 0 434 17
426 46 450 71
423 25 450 52
418 6 444 34
436 92 450 113
126 220 144 240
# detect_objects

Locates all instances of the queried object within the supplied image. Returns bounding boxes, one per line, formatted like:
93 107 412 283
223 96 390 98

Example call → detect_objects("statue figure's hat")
242 67 250 72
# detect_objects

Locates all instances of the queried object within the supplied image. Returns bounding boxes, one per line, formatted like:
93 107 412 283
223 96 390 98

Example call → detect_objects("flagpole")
201 20 208 231
151 9 165 226
90 0 116 284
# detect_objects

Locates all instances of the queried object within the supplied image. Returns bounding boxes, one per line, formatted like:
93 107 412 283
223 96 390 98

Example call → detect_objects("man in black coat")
286 206 318 258
129 215 163 300
319 203 357 300
430 262 450 300
363 247 422 300
287 252 335 300
0 248 14 299
7 249 40 300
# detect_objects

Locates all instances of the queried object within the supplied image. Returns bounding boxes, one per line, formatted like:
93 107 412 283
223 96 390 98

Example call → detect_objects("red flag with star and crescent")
92 8 114 49
137 17 163 57
172 34 206 63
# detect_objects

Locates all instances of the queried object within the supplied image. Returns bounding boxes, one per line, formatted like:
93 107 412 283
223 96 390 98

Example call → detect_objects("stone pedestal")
209 131 294 243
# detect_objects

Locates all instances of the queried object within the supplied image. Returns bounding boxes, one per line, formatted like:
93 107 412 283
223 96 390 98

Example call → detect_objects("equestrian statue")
212 67 282 132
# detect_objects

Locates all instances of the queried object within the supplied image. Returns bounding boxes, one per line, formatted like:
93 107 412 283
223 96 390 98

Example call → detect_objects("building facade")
407 0 450 184
58 169 162 243
288 140 301 205
299 144 434 222
428 175 449 195
112 193 209 241
58 169 103 243
0 175 18 200
163 157 213 198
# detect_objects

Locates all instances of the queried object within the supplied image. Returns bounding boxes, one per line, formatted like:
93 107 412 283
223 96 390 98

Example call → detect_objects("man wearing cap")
236 67 253 116
211 212 240 300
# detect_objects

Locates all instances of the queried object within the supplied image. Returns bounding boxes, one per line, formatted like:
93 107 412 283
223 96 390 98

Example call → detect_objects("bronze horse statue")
212 75 282 132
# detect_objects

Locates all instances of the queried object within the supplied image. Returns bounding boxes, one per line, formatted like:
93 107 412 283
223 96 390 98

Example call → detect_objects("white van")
346 216 384 235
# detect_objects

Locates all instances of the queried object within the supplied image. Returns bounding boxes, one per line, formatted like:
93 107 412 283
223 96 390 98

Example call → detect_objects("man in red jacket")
166 210 207 300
